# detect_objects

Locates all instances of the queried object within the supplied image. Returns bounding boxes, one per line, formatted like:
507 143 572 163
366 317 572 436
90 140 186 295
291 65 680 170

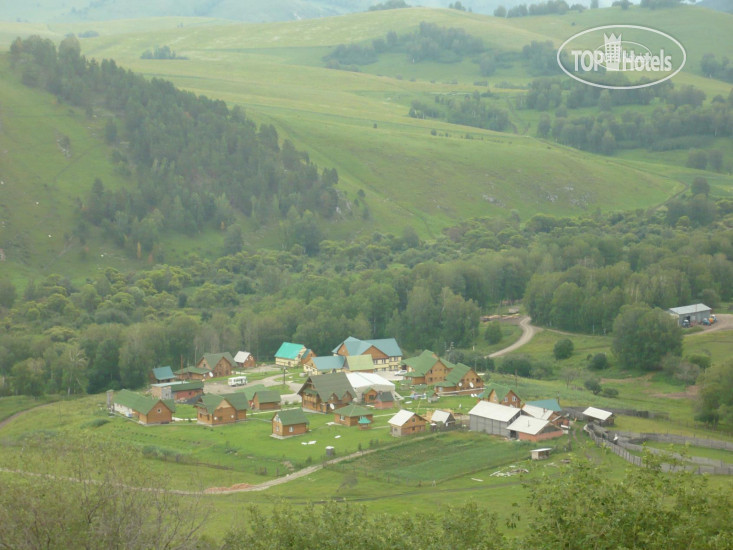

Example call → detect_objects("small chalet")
333 336 403 371
507 416 564 442
150 380 204 403
428 409 456 430
388 410 427 437
112 389 174 425
374 391 395 409
175 366 210 381
234 350 256 368
478 384 522 408
333 404 374 427
468 400 522 437
243 384 281 411
523 403 568 428
275 342 314 368
298 373 356 413
304 355 344 376
272 408 309 438
402 350 451 385
195 394 249 426
525 398 562 412
149 366 176 384
583 406 615 426
434 363 484 395
197 352 235 378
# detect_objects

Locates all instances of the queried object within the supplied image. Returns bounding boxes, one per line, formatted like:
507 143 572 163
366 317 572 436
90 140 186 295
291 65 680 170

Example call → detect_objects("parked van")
228 376 247 386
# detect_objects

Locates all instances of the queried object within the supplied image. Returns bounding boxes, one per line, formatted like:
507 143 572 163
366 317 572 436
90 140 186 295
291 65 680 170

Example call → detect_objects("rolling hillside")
0 6 731 275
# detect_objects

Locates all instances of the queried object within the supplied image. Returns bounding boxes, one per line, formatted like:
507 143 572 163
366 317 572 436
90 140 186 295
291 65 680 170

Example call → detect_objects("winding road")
487 316 540 359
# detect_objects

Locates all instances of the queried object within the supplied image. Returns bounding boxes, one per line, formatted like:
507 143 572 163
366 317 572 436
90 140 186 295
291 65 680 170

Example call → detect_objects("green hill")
0 6 731 275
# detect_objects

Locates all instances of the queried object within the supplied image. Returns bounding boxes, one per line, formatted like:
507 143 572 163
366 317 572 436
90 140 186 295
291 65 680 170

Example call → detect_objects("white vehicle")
228 376 247 386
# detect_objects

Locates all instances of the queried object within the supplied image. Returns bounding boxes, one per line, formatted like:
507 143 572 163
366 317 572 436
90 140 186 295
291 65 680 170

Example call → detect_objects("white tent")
345 372 396 402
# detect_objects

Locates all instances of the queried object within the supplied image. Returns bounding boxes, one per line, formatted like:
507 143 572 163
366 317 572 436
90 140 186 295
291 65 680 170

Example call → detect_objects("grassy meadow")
2 6 731 273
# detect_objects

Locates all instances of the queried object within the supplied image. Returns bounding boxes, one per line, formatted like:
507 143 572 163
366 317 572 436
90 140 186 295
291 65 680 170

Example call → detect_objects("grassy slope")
3 7 730 272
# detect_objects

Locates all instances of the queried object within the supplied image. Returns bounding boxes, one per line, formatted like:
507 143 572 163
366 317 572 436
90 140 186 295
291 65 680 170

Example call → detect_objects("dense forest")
10 35 340 258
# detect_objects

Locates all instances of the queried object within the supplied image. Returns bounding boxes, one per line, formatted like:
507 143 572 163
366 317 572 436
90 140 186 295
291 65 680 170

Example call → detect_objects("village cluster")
109 336 615 445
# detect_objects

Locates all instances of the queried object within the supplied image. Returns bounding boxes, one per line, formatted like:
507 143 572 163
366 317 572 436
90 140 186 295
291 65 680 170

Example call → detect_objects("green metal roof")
273 408 309 426
485 383 511 401
344 355 375 372
526 399 562 412
335 404 372 417
298 373 356 401
243 385 281 404
115 389 175 415
169 381 203 392
310 356 345 372
175 366 209 375
403 350 440 376
202 352 235 368
275 342 305 360
358 416 372 425
196 393 249 414
151 366 175 381
443 363 472 386
333 337 402 358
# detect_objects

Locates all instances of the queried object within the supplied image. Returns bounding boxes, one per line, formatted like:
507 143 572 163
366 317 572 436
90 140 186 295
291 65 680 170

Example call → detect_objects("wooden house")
150 380 204 403
297 373 356 413
388 410 427 437
234 350 256 368
402 350 451 385
434 363 484 395
333 404 374 427
478 384 522 408
507 416 564 442
428 409 457 430
112 389 174 425
374 391 395 409
196 352 235 378
332 336 402 372
304 355 344 376
243 384 281 411
149 366 176 384
272 408 309 438
175 366 210 381
195 394 249 426
275 342 314 368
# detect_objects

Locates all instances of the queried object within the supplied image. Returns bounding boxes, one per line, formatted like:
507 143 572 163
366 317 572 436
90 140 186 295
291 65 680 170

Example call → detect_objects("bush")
584 377 602 395
588 353 609 370
498 355 533 377
601 387 619 398
484 322 503 344
553 338 574 360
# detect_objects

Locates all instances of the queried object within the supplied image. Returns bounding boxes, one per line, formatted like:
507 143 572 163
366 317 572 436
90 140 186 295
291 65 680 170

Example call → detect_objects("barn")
468 400 522 437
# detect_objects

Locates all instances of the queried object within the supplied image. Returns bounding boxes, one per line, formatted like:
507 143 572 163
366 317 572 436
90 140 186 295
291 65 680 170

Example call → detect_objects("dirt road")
488 316 540 359
684 313 733 336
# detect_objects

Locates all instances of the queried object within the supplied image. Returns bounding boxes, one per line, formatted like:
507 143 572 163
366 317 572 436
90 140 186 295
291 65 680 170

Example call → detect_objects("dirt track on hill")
487 316 539 358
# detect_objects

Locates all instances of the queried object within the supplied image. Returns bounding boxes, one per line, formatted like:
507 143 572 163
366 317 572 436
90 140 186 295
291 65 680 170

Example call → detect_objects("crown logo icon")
603 33 622 71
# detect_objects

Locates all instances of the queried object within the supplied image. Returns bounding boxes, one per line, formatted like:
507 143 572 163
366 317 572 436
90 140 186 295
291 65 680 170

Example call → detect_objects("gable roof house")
522 403 568 427
112 389 175 425
196 353 235 378
403 350 452 385
149 366 176 384
507 416 564 442
150 380 204 403
234 350 256 368
297 373 356 413
304 355 345 376
333 404 374 427
388 410 427 437
275 342 314 368
344 372 396 403
478 384 522 408
272 408 309 438
434 362 484 395
243 384 281 411
525 398 562 412
468 401 522 437
374 391 395 409
175 366 210 381
668 303 712 326
428 409 457 430
333 337 403 371
195 394 249 425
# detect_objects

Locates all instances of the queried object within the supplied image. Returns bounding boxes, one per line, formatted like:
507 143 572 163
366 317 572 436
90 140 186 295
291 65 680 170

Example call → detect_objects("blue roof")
333 337 402 358
525 399 562 412
311 356 345 372
152 366 175 381
275 342 305 360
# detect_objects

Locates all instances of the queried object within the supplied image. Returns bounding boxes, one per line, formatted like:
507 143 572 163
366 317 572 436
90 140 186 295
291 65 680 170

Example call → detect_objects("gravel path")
487 316 539 358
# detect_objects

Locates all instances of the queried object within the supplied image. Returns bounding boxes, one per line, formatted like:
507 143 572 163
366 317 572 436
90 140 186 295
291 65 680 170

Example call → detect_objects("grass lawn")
0 395 59 422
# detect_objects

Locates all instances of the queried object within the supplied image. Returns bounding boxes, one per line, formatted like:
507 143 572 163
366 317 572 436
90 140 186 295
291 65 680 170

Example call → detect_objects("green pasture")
0 395 58 422
643 441 733 463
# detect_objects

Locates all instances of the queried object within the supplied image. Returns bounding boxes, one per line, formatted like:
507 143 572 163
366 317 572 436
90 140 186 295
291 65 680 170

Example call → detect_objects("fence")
584 424 733 475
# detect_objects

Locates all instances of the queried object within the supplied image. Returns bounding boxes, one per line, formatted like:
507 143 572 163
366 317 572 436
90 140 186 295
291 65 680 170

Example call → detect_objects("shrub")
553 338 574 360
588 353 610 370
584 377 602 395
485 322 503 344
601 387 619 398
